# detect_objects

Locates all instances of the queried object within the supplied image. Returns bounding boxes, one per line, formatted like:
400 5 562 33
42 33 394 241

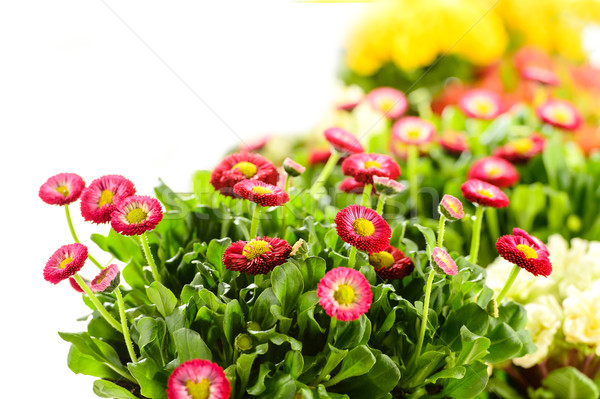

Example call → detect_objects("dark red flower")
369 246 414 280
223 236 292 275
496 230 552 277
341 153 401 185
210 152 279 196
335 205 391 253
460 179 509 208
339 177 366 194
467 156 520 188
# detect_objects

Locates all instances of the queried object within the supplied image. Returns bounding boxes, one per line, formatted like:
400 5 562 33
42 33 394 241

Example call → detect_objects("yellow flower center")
369 251 395 268
59 257 73 269
406 128 422 139
242 240 271 260
333 284 356 306
352 218 375 237
233 161 258 178
485 165 502 177
251 186 272 195
473 99 493 115
56 185 69 197
126 208 148 224
516 244 538 259
476 189 494 198
447 201 460 213
364 160 381 169
98 190 115 208
511 138 533 154
378 98 395 112
550 107 572 124
185 378 211 399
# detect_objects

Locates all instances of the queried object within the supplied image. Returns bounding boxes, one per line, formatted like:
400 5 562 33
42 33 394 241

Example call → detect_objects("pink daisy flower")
369 246 414 280
239 135 270 152
432 247 457 276
467 156 520 188
513 227 548 253
43 243 88 284
317 267 372 322
496 230 551 277
460 179 509 208
366 87 408 119
111 195 163 236
222 236 292 275
391 116 436 146
335 205 391 253
167 359 231 399
210 152 279 197
339 177 366 194
233 180 289 207
520 66 560 86
372 176 405 196
282 157 305 177
68 276 88 293
39 173 85 206
324 127 364 155
536 99 582 131
439 194 464 221
90 264 120 293
341 153 401 185
439 130 469 155
79 175 136 224
458 89 502 120
390 139 432 160
493 133 546 164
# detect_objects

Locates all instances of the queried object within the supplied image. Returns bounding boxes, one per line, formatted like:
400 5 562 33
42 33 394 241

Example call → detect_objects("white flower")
563 282 600 348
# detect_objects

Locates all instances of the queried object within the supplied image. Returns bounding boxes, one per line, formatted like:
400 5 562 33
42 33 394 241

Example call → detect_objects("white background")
0 1 364 397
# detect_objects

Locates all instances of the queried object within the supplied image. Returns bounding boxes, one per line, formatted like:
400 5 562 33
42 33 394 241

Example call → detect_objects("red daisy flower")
39 173 85 206
210 152 279 197
459 89 502 120
493 133 546 163
233 180 289 207
317 267 372 321
282 157 305 177
391 116 436 146
90 264 120 293
520 66 560 86
467 156 520 188
335 205 391 253
369 246 414 280
339 177 366 194
372 176 405 196
439 194 464 221
167 359 231 399
432 247 458 276
308 148 332 166
341 153 401 185
513 227 548 253
43 243 88 284
439 130 469 155
366 87 408 119
536 99 582 131
460 179 509 208
79 175 136 224
111 195 163 236
222 236 292 275
324 127 364 155
496 230 552 277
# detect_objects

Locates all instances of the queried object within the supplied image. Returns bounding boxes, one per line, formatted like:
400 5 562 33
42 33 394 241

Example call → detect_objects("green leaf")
542 366 599 399
146 281 178 318
302 257 327 289
424 366 466 384
324 345 376 386
58 331 128 377
440 303 489 350
247 363 272 395
93 380 138 399
441 361 488 399
223 299 245 346
172 328 212 362
91 228 144 265
272 262 304 315
484 323 523 364
206 238 231 278
284 350 305 379
128 358 166 399
65 345 121 380
457 326 490 366
415 224 437 260
333 354 401 399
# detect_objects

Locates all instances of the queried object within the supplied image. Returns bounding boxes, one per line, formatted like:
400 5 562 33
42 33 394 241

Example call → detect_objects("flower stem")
73 274 121 332
309 150 340 198
65 205 105 270
496 264 521 304
415 269 435 361
361 183 372 208
250 204 262 238
280 175 291 237
326 317 337 346
437 214 446 249
376 195 386 215
486 207 500 243
407 145 419 215
115 287 137 363
140 232 161 283
348 246 358 269
469 205 486 264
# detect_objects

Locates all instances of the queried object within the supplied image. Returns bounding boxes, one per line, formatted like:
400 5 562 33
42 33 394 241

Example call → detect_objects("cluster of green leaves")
60 172 535 398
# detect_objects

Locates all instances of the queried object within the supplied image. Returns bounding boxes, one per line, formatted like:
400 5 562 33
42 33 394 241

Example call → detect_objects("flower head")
369 246 414 280
39 173 85 206
467 156 520 188
372 176 405 196
432 247 457 276
233 180 289 207
513 227 548 253
496 230 552 277
459 89 502 120
223 236 292 275
68 277 87 293
391 116 436 146
460 179 509 208
167 359 231 399
390 140 432 160
324 127 364 155
335 205 391 253
43 243 88 284
111 195 163 236
341 153 400 185
282 158 305 177
537 99 582 131
339 177 366 194
79 175 136 224
439 194 464 221
365 87 408 119
520 66 560 86
210 152 279 196
493 133 546 163
308 148 332 166
90 264 121 293
317 267 372 321
439 130 469 155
